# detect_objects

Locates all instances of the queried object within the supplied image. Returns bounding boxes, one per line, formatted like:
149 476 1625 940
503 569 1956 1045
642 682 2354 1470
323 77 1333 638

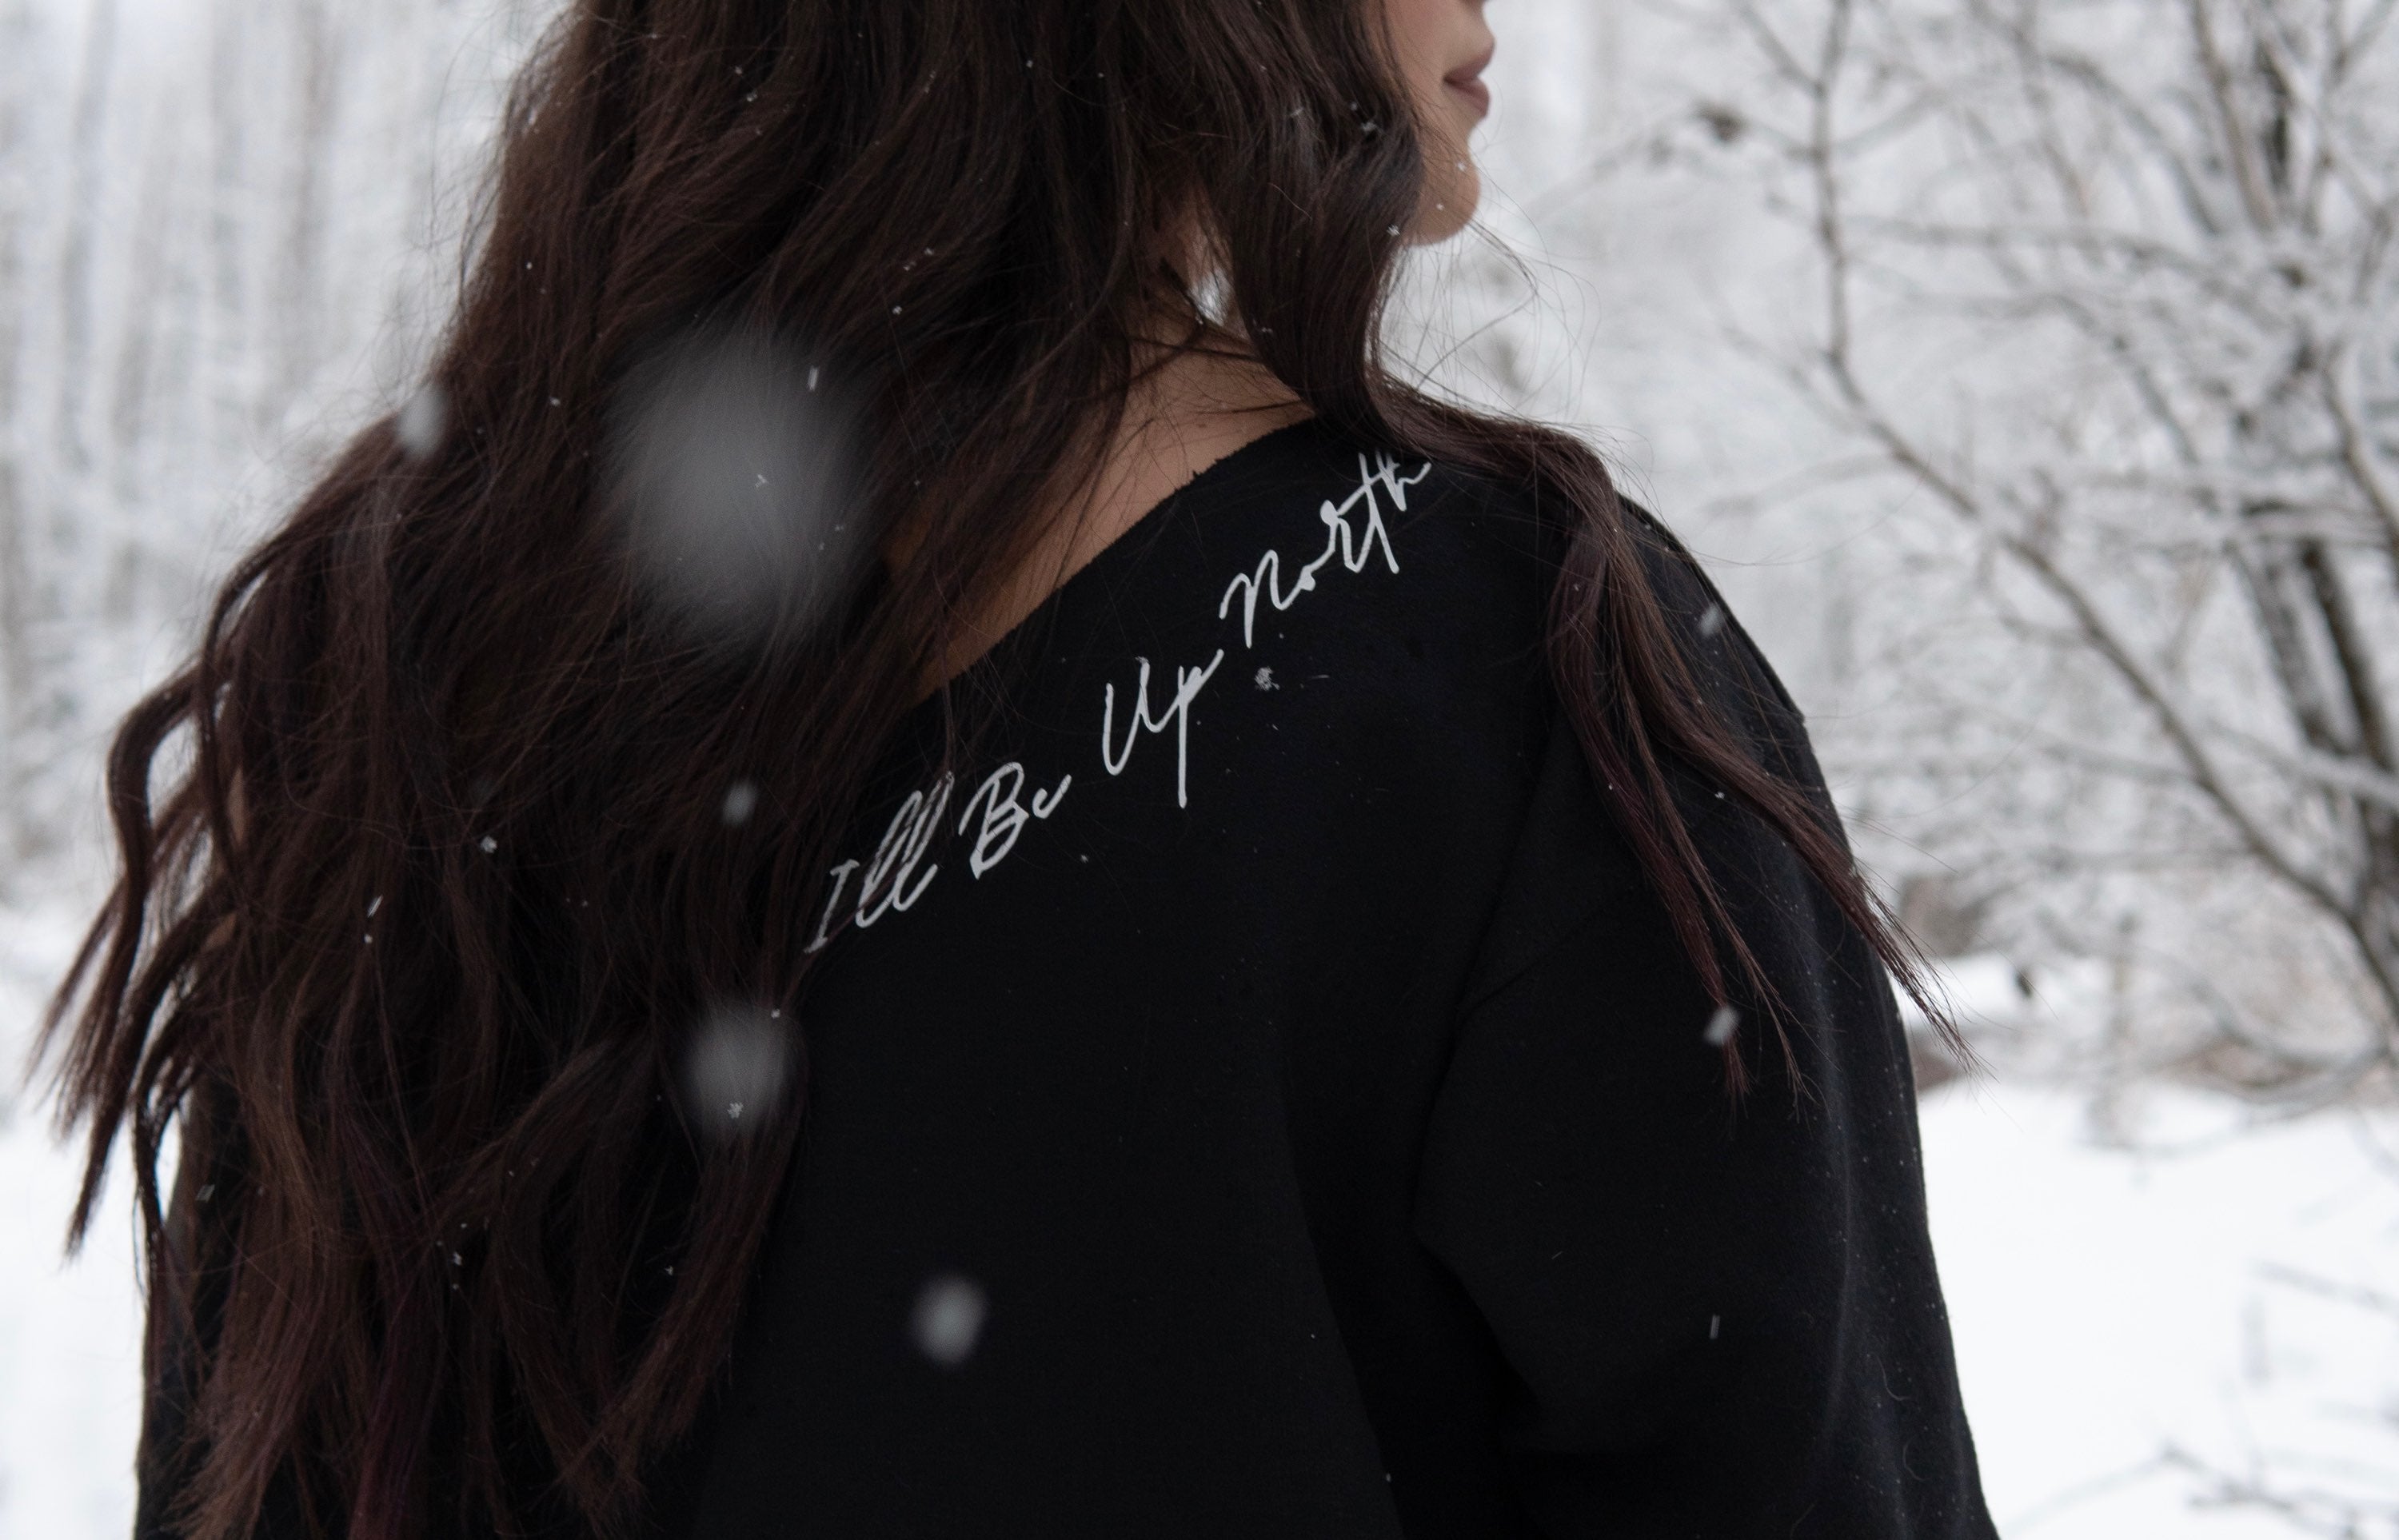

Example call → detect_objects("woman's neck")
917 325 1312 695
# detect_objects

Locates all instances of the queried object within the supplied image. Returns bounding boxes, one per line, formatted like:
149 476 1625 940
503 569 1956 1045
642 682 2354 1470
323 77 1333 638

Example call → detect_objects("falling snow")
394 383 448 461
680 1003 792 1142
601 322 869 649
911 1274 988 1368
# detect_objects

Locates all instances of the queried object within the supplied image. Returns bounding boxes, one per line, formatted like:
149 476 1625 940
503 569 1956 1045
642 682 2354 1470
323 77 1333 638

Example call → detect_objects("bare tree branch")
1676 0 2399 1078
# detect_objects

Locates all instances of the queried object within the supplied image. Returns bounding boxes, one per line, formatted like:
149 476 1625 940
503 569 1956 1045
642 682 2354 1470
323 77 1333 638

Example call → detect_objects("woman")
46 0 1995 1534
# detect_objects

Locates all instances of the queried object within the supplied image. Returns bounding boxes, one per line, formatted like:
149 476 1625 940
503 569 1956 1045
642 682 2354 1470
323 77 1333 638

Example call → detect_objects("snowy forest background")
4 0 2398 1532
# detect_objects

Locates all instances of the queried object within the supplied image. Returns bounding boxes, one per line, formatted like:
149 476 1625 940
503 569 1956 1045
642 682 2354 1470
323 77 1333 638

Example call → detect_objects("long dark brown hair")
40 2 1952 1536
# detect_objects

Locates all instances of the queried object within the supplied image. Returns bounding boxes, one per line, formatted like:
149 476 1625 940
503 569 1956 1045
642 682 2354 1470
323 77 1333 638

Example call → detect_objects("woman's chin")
1406 179 1479 245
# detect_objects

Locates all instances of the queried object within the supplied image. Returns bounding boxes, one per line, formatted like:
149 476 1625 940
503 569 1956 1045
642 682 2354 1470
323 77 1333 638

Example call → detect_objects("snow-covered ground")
1926 1081 2399 1534
0 1091 146 1539
6 949 2393 1538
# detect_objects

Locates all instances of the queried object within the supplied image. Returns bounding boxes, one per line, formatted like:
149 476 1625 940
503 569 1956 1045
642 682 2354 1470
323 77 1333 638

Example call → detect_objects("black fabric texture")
671 418 1995 1537
134 416 1994 1538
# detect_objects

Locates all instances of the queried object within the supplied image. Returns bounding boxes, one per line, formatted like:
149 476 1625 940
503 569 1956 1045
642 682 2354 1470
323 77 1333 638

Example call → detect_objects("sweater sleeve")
1411 538 1996 1537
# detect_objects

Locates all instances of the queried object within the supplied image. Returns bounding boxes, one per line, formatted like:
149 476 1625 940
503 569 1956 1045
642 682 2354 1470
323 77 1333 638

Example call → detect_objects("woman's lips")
1443 45 1494 118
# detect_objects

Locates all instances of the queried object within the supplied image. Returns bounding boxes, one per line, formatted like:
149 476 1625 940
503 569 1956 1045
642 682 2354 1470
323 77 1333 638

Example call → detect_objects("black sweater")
671 419 1992 1535
141 417 1994 1538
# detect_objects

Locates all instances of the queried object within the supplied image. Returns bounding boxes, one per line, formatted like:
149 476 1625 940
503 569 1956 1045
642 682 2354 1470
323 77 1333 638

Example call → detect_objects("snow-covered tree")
0 0 543 893
1573 0 2399 1098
